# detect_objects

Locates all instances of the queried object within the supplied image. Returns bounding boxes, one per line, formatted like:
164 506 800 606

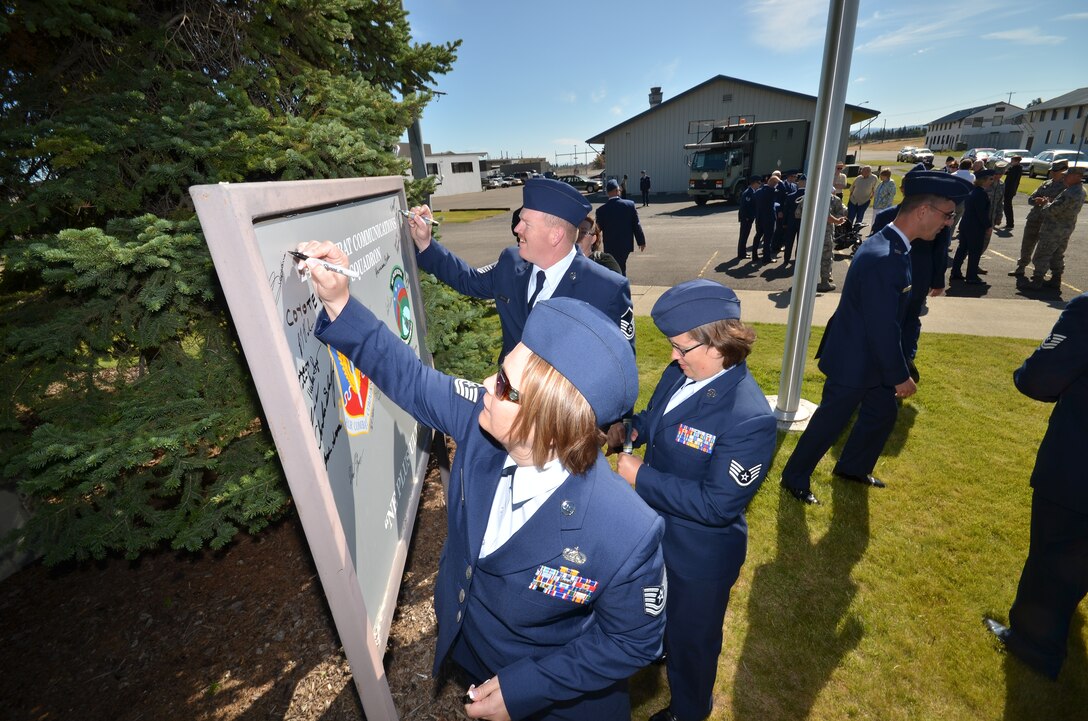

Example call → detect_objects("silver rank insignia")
729 459 762 487
643 572 667 616
562 546 587 564
1041 333 1066 350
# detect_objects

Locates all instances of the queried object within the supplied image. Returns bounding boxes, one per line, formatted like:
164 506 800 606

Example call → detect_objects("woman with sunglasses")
298 240 666 721
607 279 776 721
576 213 622 275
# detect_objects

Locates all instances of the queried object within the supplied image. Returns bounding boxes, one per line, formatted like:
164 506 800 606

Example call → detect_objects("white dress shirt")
479 456 569 558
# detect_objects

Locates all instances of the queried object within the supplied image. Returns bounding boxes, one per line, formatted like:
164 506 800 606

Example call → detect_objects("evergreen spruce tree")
0 0 462 563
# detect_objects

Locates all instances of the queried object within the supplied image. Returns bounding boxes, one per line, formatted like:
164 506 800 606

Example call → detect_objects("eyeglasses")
925 204 956 221
495 365 521 403
670 341 704 358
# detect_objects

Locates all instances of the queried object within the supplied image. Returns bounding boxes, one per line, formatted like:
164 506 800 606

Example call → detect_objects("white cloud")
854 76 867 83
552 137 582 147
559 92 577 104
610 105 624 116
854 3 1002 53
591 88 607 103
746 0 827 50
1057 12 1088 21
982 28 1064 45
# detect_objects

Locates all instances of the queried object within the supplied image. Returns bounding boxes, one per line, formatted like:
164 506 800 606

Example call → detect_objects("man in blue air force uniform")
596 178 648 277
780 171 973 505
985 291 1088 680
870 164 953 381
606 280 776 721
736 175 762 259
410 178 635 362
299 233 667 719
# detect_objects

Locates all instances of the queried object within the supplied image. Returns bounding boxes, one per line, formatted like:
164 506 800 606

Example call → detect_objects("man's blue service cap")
522 297 638 423
749 175 762 183
651 279 741 337
901 171 973 202
523 178 593 227
605 178 620 191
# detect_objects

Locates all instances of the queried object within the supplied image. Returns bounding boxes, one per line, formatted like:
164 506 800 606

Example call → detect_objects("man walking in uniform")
1001 155 1025 230
597 178 648 277
410 178 635 362
950 169 995 285
985 291 1088 680
780 171 973 505
640 170 652 206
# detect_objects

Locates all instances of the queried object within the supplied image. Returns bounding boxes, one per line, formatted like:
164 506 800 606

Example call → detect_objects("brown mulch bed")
0 454 468 721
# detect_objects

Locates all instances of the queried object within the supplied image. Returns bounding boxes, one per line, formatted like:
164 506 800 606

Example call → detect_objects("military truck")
685 119 810 205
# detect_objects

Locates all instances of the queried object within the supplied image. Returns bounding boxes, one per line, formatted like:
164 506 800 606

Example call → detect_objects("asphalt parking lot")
431 183 1087 305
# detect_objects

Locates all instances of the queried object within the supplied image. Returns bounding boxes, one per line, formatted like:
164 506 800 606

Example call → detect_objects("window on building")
1078 105 1085 119
1051 109 1057 121
996 106 1006 112
722 93 733 102
992 116 1003 126
451 162 473 173
426 163 439 175
1063 107 1070 120
1057 129 1065 143
1044 130 1052 144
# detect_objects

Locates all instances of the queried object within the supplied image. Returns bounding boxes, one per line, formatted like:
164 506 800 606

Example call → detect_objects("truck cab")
685 119 809 206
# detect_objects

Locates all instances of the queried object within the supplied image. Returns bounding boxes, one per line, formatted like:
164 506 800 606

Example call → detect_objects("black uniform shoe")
833 470 886 488
648 708 681 721
984 617 1011 644
782 484 820 505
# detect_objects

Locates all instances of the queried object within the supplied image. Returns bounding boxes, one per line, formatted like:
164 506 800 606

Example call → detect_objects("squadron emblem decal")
390 266 413 343
329 348 376 436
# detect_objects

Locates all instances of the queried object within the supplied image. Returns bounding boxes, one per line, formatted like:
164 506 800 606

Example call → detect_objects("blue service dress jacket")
596 196 648 254
871 205 951 293
630 361 776 577
416 242 635 362
819 225 913 388
315 297 666 720
1013 291 1088 514
739 186 757 222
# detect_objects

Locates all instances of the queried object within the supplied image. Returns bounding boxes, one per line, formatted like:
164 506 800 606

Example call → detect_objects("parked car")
897 146 917 162
504 176 522 186
912 148 934 165
1028 149 1088 178
557 175 603 193
986 149 1034 169
961 147 997 163
486 176 509 188
513 171 532 183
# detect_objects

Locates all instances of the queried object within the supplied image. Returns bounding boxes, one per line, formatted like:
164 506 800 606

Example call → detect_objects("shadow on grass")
1001 611 1088 721
731 483 869 720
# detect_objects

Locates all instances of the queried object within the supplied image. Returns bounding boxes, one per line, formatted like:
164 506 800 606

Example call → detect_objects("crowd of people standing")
293 163 1083 719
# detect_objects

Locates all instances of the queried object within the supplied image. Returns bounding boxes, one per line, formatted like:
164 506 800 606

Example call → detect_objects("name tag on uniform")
676 423 716 453
529 565 598 605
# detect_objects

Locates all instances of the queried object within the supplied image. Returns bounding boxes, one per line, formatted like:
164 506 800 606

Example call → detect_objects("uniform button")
465 565 473 580
456 610 463 623
458 589 466 603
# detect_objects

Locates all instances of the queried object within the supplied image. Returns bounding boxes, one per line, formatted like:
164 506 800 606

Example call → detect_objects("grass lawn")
622 317 1087 720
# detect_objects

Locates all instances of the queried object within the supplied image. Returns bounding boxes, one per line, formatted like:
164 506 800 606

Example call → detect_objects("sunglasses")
495 365 521 403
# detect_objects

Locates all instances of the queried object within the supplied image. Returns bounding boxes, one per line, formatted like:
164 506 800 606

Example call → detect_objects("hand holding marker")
288 250 360 281
399 209 440 227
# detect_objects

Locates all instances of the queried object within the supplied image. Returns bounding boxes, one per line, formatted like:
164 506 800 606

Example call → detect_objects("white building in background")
1019 88 1088 154
585 75 877 195
397 144 488 196
924 102 1025 152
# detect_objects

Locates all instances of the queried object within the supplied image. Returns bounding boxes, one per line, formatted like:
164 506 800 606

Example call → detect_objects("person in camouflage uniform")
986 164 1007 250
1022 166 1087 290
794 191 847 292
1010 161 1070 277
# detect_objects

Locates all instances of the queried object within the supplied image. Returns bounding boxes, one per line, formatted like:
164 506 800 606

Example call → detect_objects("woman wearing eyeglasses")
606 279 775 721
299 239 666 721
576 213 622 275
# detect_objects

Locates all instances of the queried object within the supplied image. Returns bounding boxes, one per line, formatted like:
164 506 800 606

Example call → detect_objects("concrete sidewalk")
631 285 1065 340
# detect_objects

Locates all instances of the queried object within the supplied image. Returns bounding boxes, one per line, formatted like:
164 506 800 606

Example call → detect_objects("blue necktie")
527 269 546 312
502 465 529 512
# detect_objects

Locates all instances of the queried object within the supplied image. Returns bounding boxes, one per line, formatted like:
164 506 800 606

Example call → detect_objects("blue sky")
400 0 1088 161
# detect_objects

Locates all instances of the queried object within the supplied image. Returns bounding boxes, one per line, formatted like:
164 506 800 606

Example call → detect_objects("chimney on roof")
649 86 663 107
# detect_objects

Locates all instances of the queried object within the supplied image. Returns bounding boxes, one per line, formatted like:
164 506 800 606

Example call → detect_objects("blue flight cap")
901 171 973 202
651 279 741 337
749 175 762 183
910 163 927 173
975 168 996 179
605 178 620 191
796 173 807 181
785 169 799 176
523 178 593 227
521 297 637 422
